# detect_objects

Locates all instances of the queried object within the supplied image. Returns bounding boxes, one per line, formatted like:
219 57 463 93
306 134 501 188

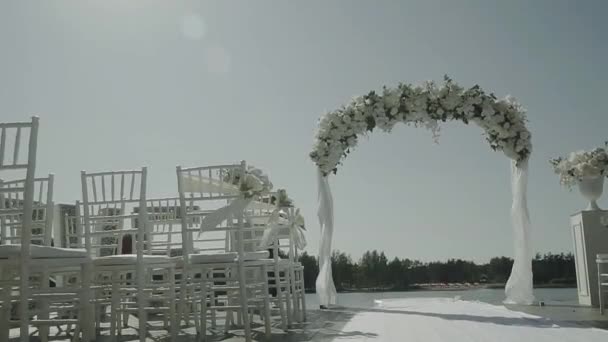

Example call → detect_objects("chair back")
136 197 186 257
240 196 277 252
243 203 304 263
0 117 39 250
64 207 84 248
80 168 148 257
177 162 260 259
0 174 54 246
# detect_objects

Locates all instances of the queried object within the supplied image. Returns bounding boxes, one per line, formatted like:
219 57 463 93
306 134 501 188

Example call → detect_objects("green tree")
299 252 318 290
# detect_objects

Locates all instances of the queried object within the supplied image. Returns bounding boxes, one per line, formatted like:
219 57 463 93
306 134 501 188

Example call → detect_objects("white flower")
441 94 460 110
551 145 608 188
481 104 494 118
383 89 401 109
346 136 357 147
311 78 532 174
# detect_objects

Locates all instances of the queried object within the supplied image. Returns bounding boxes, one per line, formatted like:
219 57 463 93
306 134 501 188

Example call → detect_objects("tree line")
298 250 576 291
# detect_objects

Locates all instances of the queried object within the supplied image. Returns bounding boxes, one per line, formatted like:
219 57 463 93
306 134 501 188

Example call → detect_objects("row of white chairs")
0 117 307 342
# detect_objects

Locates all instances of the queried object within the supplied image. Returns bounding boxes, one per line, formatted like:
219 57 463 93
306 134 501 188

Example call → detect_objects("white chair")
598 254 608 315
0 118 90 342
277 207 307 324
240 201 291 329
80 168 175 341
0 116 39 342
136 197 184 336
0 174 92 342
176 162 271 342
243 202 307 327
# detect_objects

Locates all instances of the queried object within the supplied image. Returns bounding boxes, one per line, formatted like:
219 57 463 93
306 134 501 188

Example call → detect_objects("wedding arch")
310 76 534 306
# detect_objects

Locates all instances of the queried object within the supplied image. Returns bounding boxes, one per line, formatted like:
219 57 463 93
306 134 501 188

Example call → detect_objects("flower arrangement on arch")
309 76 532 175
550 142 608 189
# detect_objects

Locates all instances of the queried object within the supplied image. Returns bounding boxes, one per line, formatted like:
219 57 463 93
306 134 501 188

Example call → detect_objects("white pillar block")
570 210 608 306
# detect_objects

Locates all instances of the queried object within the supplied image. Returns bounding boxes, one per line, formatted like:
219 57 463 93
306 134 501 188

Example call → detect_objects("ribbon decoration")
504 159 534 304
259 207 307 250
199 197 253 231
316 170 337 307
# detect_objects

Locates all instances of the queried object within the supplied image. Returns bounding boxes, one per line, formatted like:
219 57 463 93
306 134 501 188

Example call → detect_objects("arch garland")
310 76 534 306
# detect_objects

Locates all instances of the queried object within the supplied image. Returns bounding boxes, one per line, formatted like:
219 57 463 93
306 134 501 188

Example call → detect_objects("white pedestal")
570 210 608 307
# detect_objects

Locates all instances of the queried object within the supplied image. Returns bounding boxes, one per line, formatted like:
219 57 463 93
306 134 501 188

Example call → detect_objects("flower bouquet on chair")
550 141 608 211
223 165 273 198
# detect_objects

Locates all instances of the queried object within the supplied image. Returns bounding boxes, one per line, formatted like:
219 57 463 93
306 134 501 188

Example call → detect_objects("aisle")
327 298 608 342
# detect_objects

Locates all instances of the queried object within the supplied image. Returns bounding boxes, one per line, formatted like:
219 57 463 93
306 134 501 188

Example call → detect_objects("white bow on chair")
195 165 273 232
260 207 307 250
199 197 253 232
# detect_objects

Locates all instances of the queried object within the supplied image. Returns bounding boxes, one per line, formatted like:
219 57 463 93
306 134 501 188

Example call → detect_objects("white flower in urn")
550 142 608 210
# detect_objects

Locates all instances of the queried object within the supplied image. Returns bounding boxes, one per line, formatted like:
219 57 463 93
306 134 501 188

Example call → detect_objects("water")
305 288 578 309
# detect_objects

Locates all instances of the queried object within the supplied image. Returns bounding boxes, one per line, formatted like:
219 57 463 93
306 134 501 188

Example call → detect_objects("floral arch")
310 77 534 306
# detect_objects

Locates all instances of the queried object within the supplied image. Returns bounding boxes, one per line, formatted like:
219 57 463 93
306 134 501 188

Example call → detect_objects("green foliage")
299 251 575 291
299 252 319 291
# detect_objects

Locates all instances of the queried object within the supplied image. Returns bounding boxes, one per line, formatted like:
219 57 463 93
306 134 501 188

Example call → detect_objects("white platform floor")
8 297 608 341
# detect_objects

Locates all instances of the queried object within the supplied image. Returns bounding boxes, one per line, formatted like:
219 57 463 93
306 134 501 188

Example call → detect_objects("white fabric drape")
182 175 240 195
259 209 308 250
504 159 535 304
316 170 337 306
200 198 253 231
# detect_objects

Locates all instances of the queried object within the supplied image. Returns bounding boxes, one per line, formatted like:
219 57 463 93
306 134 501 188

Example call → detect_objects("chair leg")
181 270 192 328
200 277 208 341
289 266 300 323
599 267 604 315
236 263 252 342
138 287 147 342
0 268 11 342
169 267 178 340
210 278 217 328
192 290 200 336
283 270 293 327
261 265 271 338
600 289 604 315
192 282 201 335
40 270 50 342
91 273 100 337
300 270 307 322
19 259 30 342
110 272 119 342
294 268 306 322
273 267 287 330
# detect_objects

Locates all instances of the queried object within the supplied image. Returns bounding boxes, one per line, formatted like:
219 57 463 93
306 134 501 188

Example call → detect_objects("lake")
304 288 578 309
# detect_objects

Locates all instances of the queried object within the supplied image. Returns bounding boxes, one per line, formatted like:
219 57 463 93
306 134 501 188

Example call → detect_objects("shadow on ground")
9 308 376 342
10 304 607 341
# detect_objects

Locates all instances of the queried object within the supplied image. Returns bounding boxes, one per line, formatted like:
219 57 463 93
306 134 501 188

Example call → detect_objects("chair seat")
247 258 294 267
243 251 270 260
189 251 270 264
93 254 172 266
0 245 88 259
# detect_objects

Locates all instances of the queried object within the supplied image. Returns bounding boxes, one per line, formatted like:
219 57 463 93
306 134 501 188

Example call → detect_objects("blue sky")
2 0 607 263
